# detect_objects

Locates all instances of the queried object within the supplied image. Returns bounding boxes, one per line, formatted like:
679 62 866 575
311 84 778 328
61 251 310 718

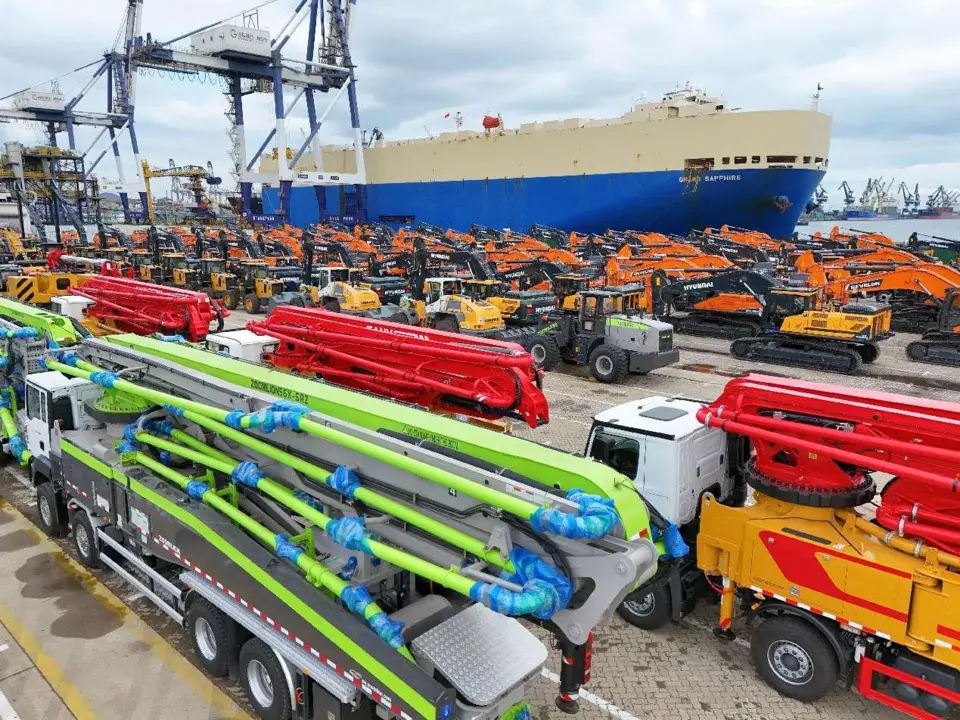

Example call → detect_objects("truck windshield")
588 427 640 479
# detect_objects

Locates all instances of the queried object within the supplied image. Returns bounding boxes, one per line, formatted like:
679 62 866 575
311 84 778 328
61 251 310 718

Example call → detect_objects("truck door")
25 383 50 459
586 425 645 490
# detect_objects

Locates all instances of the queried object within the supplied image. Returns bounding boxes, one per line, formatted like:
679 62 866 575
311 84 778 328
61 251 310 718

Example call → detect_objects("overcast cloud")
0 0 956 208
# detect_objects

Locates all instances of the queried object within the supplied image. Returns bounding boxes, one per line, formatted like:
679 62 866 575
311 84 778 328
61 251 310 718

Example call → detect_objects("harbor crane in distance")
140 160 221 224
838 181 856 207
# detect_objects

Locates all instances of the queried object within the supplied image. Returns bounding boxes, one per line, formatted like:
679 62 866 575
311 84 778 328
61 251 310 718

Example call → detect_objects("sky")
0 0 957 209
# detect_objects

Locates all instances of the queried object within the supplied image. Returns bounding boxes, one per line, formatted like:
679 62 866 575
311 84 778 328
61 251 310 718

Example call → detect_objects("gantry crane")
140 160 221 224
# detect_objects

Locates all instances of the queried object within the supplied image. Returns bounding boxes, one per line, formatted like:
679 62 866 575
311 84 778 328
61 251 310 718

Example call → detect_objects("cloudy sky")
0 0 956 208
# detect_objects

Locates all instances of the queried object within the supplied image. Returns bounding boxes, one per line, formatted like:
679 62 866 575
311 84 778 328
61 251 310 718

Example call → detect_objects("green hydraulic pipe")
134 431 479 598
132 451 414 660
0 404 30 465
178 411 514 572
49 357 543 521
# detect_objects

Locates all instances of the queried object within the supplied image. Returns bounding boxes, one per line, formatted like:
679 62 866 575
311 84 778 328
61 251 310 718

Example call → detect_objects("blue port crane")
126 0 365 227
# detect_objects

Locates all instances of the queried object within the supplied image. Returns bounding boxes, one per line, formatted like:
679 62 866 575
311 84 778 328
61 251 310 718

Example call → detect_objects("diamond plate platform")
411 603 548 706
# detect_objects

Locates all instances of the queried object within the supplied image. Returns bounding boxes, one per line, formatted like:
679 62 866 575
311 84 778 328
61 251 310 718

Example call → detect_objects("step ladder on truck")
0 324 659 720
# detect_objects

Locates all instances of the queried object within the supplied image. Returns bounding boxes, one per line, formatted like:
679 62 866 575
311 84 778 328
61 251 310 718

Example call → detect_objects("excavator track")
669 312 760 339
906 338 960 366
730 335 864 374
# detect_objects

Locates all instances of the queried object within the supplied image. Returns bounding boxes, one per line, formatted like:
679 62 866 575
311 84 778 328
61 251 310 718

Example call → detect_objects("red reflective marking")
759 531 908 622
938 624 960 642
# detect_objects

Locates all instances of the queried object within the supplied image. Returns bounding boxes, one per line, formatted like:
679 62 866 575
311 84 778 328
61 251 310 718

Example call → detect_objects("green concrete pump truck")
0 297 661 720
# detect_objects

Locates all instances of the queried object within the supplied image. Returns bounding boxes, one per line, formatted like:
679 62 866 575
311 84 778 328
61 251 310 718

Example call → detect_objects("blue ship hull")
264 167 825 238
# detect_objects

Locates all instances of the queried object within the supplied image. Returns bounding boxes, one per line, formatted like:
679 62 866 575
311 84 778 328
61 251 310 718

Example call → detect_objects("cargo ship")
260 86 831 237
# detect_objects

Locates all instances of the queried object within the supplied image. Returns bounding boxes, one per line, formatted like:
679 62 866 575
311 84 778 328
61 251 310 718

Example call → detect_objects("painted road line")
0 689 21 720
540 668 642 720
0 500 250 720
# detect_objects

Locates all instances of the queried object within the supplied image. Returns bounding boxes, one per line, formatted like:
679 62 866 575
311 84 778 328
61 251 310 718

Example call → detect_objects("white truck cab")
586 396 747 630
50 296 94 322
21 372 101 460
204 329 279 362
586 396 732 528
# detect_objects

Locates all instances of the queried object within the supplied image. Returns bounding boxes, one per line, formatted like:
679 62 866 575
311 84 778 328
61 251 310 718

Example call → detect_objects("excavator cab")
553 273 590 311
760 289 818 329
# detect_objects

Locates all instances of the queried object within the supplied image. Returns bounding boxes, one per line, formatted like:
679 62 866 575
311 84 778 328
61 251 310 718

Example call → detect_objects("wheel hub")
531 344 546 363
624 592 654 617
76 524 90 557
195 617 218 661
768 640 813 685
596 356 614 376
247 659 275 708
39 495 52 527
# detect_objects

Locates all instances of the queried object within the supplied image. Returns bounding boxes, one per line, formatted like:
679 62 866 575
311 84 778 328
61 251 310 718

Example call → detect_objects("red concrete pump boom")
248 306 550 428
697 373 960 553
74 277 227 342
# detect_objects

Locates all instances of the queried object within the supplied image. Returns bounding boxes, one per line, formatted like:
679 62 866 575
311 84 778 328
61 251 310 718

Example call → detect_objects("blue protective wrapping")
529 488 620 539
651 522 690 559
9 327 39 339
159 450 172 466
0 393 10 410
159 334 185 343
145 420 176 437
341 585 406 650
163 404 185 418
245 401 308 434
468 547 573 619
89 370 119 389
8 434 27 463
293 489 324 511
274 534 303 564
326 517 371 553
123 423 138 442
116 439 138 455
224 409 245 429
0 356 8 370
339 556 358 581
56 351 80 367
185 480 208 500
230 461 264 488
327 465 361 499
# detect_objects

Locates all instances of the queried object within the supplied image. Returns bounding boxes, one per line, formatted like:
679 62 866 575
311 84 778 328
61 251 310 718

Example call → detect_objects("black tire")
906 341 927 361
321 297 341 313
288 294 305 308
244 293 262 314
588 345 629 383
222 291 240 311
751 616 838 702
617 584 671 630
856 343 880 364
434 315 460 334
187 598 233 678
527 336 561 371
731 338 752 358
238 637 292 720
36 482 68 538
389 311 411 324
266 297 283 316
71 511 101 569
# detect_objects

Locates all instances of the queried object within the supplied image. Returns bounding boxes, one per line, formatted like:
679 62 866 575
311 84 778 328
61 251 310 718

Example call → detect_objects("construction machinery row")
2 282 960 719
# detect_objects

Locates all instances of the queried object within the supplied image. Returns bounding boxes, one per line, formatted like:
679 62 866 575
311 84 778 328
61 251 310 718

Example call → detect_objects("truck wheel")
71 511 101 569
751 616 838 702
222 291 240 311
617 584 671 630
239 637 293 720
856 343 881 364
321 297 341 313
589 345 629 383
36 482 68 538
434 315 460 334
527 337 561 371
187 598 233 678
244 293 262 314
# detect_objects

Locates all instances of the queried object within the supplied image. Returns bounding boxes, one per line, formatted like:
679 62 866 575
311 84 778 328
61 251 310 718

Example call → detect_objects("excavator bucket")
248 305 550 428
